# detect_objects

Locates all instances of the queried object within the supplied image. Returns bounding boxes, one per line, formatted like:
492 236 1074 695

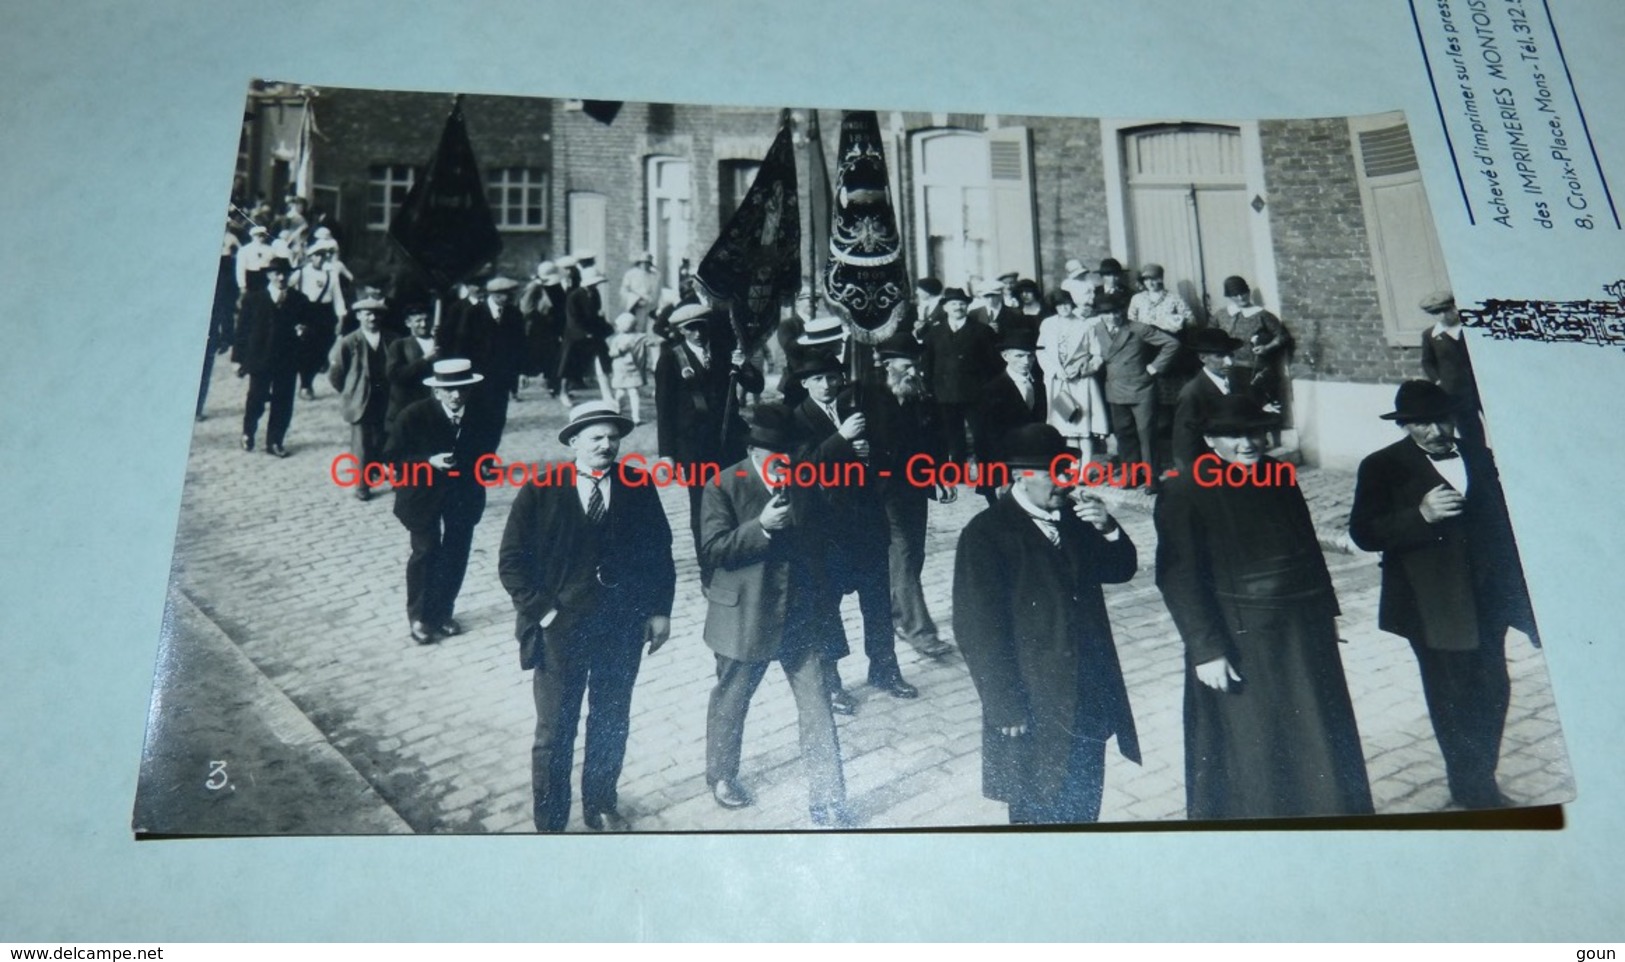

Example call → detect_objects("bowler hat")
264 256 293 275
1381 380 1456 423
422 358 484 389
1098 258 1124 275
1184 327 1246 355
939 287 971 305
915 277 943 296
997 327 1038 353
1199 395 1280 435
791 350 844 380
1003 423 1070 469
1223 275 1251 298
558 399 634 444
875 332 923 361
746 403 798 452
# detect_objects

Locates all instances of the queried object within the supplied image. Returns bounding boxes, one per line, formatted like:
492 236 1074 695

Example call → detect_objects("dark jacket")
384 335 436 431
383 397 498 532
232 287 314 376
920 318 999 406
1349 437 1535 651
498 466 677 670
1098 318 1179 405
654 339 763 466
1171 371 1231 470
953 494 1142 804
328 328 397 425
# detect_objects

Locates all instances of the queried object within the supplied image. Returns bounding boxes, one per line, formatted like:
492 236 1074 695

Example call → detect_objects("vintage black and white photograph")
133 81 1573 835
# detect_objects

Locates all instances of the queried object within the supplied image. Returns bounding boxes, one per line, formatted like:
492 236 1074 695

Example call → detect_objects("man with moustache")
700 404 852 828
232 256 312 458
384 359 499 645
443 275 527 446
792 351 919 712
1155 395 1373 820
499 401 676 833
953 423 1141 824
863 333 956 660
1349 381 1538 809
327 296 397 502
972 327 1048 496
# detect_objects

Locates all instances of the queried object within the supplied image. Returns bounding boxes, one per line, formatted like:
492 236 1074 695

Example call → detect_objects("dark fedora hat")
791 350 844 380
875 331 923 361
997 327 1038 353
746 403 798 452
1184 327 1246 355
1003 423 1070 469
264 256 294 275
558 399 635 444
939 286 971 305
1098 257 1125 275
1199 395 1281 435
1380 380 1456 423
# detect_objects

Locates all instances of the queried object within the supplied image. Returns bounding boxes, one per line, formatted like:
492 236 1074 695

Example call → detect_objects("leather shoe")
583 808 631 832
438 617 462 637
809 802 856 829
828 687 858 716
410 621 438 645
266 443 290 458
869 671 919 699
355 485 372 502
912 637 955 659
240 434 254 452
712 778 752 810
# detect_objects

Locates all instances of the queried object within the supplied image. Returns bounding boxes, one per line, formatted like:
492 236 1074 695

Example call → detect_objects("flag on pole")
824 110 908 344
805 109 832 297
695 111 801 353
291 97 316 201
388 96 502 294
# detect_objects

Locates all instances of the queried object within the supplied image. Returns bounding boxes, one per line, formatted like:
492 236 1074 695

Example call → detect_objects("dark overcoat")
383 397 498 533
1154 464 1373 819
654 341 762 467
699 460 840 664
971 371 1048 468
497 466 677 671
1348 437 1535 651
232 287 313 376
919 318 999 406
383 335 435 431
953 494 1142 807
1170 371 1229 471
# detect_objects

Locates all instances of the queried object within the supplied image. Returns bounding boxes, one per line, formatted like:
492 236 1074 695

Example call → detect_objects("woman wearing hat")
1154 395 1373 820
1037 287 1108 457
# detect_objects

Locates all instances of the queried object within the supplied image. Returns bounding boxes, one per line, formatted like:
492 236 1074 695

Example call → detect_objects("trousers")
705 645 845 808
531 617 644 832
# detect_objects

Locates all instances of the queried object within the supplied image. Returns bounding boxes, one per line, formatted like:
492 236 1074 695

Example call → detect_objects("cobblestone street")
143 359 1575 834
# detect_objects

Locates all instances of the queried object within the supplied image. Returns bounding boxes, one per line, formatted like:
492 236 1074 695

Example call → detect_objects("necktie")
1428 449 1459 462
1032 515 1060 547
586 477 606 525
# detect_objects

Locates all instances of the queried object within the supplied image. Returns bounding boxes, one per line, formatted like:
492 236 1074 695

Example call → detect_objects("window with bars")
366 164 417 230
486 167 548 230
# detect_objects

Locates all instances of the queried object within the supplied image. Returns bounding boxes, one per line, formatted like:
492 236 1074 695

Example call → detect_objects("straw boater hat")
422 358 484 389
1380 380 1456 423
484 276 519 293
976 279 1005 298
1183 327 1246 355
796 314 847 346
579 266 608 287
248 224 269 238
1199 395 1281 435
669 302 711 330
351 296 387 313
745 404 798 452
558 399 634 445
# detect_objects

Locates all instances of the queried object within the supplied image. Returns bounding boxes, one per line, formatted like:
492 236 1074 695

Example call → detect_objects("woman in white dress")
1036 286 1108 457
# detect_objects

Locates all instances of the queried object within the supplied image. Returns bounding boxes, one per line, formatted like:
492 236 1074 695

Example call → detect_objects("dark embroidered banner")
388 98 502 294
824 110 907 344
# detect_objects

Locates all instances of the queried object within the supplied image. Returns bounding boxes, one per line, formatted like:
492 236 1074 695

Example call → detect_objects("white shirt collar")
1010 482 1060 523
1432 321 1464 340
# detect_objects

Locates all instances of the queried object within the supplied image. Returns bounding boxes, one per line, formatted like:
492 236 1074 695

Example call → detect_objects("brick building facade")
250 85 1452 467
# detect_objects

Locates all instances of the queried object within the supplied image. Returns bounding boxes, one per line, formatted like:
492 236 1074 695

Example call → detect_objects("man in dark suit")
919 287 999 466
865 333 955 660
1418 290 1485 446
1097 306 1179 491
327 296 397 501
792 351 919 712
498 401 677 833
654 303 764 580
1170 328 1245 471
383 359 499 644
442 276 527 448
232 256 311 458
972 327 1048 504
558 265 614 405
1157 396 1373 819
953 423 1141 824
969 279 1023 336
383 302 438 435
1350 381 1539 809
700 404 852 828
